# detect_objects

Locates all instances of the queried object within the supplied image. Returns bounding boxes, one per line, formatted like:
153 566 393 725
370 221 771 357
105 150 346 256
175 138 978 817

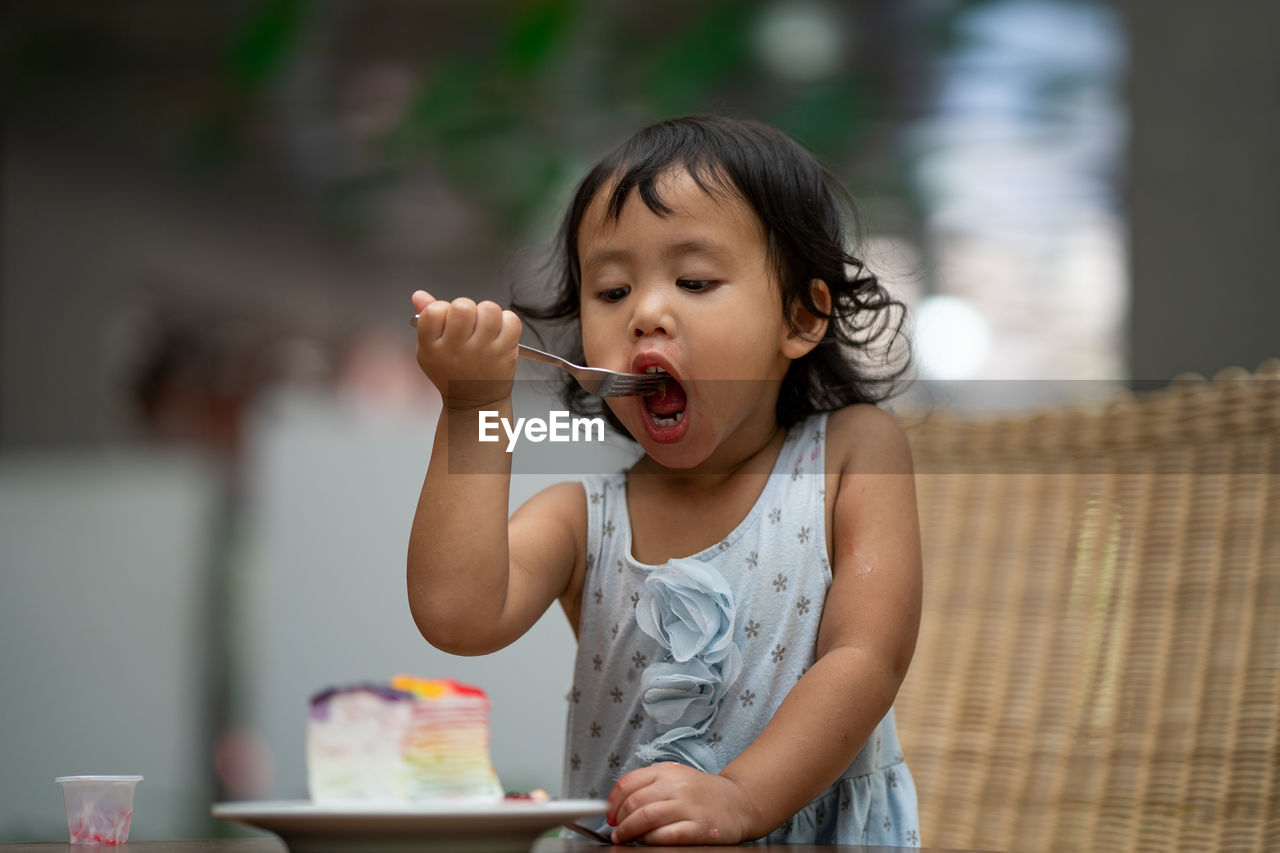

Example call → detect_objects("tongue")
644 378 687 416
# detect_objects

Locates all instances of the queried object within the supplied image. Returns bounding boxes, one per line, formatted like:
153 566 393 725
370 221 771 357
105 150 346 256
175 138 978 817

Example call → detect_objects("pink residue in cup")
56 775 142 846
66 806 134 845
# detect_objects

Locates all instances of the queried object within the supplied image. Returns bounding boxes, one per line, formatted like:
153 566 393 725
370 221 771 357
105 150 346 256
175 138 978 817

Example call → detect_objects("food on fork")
306 676 503 804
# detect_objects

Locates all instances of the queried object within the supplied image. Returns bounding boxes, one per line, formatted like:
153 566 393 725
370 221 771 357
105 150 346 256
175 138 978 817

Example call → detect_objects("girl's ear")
781 279 832 359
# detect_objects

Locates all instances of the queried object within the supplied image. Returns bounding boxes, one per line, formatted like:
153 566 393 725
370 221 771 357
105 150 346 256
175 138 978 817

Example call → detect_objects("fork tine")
512 341 667 397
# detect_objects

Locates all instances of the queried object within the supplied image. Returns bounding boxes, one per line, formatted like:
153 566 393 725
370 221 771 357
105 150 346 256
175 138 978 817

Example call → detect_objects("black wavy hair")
512 114 910 437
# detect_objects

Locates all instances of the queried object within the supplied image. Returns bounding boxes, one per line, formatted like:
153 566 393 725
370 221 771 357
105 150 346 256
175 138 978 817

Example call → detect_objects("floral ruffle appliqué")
633 557 743 773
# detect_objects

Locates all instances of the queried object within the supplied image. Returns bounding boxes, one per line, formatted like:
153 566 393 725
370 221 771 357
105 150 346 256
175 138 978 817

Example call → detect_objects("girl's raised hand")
411 290 521 411
606 762 759 845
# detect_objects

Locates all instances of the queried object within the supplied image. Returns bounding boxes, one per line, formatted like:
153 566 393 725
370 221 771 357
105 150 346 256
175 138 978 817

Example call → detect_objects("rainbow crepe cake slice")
306 675 504 805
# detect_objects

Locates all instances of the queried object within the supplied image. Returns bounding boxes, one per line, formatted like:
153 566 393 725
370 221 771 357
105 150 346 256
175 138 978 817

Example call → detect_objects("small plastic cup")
55 776 142 845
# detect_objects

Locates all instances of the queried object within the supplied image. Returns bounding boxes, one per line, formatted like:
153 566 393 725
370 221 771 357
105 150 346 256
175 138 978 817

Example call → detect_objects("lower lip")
639 403 689 444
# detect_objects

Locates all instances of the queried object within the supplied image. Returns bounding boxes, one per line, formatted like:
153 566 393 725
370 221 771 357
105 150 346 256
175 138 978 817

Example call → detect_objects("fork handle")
563 821 613 844
517 344 573 370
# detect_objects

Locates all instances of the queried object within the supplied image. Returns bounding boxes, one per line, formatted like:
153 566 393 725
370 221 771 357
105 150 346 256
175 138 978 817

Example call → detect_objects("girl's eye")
598 285 630 302
677 279 717 292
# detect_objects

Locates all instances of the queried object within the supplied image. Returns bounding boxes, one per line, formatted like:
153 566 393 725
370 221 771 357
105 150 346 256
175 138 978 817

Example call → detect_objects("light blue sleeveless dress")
561 412 920 845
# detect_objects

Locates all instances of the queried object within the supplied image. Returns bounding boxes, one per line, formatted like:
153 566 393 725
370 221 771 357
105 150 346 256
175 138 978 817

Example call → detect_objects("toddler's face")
576 168 795 470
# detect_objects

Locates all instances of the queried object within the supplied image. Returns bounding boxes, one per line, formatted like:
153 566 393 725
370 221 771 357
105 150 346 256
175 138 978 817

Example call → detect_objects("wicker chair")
895 362 1280 852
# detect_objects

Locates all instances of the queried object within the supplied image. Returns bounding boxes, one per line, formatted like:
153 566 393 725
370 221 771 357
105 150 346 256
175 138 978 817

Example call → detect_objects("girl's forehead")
577 168 764 248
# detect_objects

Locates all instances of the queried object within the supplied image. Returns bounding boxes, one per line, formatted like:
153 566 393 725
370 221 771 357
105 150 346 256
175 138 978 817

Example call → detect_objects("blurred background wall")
1 0 1276 842
1125 2 1280 382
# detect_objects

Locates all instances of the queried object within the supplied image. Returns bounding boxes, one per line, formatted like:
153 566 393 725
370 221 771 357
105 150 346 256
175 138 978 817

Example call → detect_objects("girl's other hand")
411 290 521 410
606 762 758 845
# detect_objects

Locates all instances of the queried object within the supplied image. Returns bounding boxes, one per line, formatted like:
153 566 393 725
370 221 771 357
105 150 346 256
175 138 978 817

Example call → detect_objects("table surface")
0 840 980 852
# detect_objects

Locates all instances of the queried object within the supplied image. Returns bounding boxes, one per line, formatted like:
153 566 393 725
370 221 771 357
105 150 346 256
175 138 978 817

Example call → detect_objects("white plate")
212 799 608 852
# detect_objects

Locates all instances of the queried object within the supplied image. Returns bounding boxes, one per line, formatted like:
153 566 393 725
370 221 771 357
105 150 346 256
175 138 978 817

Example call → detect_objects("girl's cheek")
580 324 620 368
603 398 634 431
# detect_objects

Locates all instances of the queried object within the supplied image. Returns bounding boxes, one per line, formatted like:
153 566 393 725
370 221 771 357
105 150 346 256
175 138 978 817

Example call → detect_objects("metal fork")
515 344 664 398
562 821 614 844
411 313 664 398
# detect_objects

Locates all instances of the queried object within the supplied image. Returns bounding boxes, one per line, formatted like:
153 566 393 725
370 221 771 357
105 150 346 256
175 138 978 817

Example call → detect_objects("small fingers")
497 308 522 348
440 297 478 347
611 798 684 845
607 764 672 825
413 295 517 356
416 298 450 340
410 290 435 312
610 782 665 830
473 300 504 342
639 819 725 846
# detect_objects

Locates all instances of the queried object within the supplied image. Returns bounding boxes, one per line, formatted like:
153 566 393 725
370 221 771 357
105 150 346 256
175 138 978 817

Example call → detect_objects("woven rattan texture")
896 364 1279 852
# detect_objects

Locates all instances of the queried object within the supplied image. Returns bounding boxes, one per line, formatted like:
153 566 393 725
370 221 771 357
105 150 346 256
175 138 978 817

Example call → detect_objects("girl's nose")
629 287 675 339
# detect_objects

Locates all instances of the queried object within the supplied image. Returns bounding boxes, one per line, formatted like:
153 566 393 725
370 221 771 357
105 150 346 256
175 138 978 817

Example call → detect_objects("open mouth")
641 366 687 429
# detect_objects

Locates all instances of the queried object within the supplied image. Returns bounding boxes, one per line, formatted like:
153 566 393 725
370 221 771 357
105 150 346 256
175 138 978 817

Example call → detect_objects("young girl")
408 115 922 846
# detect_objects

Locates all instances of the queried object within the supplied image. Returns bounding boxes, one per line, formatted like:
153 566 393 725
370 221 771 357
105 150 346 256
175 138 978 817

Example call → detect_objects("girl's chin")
640 445 710 471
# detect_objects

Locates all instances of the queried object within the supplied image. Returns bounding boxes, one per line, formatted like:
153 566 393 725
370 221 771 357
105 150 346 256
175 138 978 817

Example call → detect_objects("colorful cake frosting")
306 676 503 804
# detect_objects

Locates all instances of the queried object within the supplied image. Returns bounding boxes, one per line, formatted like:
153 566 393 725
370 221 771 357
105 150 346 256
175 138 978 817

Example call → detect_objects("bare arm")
406 290 583 655
607 406 922 844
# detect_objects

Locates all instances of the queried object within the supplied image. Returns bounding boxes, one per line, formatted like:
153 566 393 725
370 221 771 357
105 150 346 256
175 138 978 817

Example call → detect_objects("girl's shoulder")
822 403 914 477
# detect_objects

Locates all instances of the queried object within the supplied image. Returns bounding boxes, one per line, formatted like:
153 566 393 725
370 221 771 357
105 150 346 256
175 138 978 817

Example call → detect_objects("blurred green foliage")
190 0 310 172
226 0 308 89
202 0 891 237
3 1 911 239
